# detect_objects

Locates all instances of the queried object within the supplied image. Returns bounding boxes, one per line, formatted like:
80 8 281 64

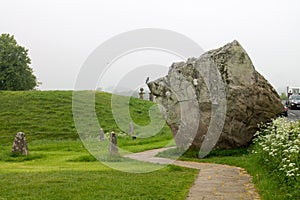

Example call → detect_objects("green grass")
158 147 300 200
0 170 196 200
0 91 196 199
0 90 173 148
0 140 198 200
4 91 298 199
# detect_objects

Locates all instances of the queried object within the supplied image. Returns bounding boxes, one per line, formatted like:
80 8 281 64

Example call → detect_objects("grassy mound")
0 90 172 146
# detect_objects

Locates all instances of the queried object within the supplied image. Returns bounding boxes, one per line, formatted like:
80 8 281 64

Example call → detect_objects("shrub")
253 118 300 184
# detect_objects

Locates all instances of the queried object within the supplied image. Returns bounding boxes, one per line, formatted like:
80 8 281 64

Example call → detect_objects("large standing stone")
148 40 282 151
11 132 29 155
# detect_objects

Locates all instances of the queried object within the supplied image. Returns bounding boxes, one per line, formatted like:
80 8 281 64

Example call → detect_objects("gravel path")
124 148 260 200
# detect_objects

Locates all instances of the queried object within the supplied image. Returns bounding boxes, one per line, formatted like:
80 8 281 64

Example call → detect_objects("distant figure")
145 77 150 84
139 88 145 99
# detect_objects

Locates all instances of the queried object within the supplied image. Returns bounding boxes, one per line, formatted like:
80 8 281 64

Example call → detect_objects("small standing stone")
139 88 145 99
109 132 119 156
11 132 28 155
99 128 105 141
128 122 134 135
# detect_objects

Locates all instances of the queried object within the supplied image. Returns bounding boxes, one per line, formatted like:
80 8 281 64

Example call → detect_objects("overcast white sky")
0 0 299 93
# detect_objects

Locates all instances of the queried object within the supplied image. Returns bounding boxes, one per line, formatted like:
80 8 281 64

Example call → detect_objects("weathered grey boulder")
11 132 29 155
148 40 282 151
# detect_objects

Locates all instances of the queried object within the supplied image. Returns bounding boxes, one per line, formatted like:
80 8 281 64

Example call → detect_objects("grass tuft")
67 155 97 162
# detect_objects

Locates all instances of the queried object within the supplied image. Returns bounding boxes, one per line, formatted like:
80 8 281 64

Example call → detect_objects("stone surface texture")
109 132 119 156
148 40 282 150
11 132 29 155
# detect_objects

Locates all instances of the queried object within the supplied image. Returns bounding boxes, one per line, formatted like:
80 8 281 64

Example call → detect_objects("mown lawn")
0 91 197 199
0 140 198 200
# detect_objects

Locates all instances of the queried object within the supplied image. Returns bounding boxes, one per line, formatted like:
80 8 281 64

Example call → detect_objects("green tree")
0 33 38 90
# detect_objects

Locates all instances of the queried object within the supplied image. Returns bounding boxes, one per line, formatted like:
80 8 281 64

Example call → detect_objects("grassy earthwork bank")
0 90 197 200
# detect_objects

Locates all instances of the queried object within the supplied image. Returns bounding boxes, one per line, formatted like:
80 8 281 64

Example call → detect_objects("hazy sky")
1 0 299 93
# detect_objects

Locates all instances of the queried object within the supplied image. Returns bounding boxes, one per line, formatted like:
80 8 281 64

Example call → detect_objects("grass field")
0 91 198 200
0 140 198 199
